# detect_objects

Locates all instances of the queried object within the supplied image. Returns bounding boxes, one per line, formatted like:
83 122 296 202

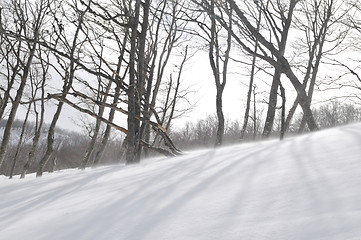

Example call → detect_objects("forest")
1 0 361 178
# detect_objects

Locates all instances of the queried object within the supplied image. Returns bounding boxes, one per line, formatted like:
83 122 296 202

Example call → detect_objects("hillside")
1 123 361 240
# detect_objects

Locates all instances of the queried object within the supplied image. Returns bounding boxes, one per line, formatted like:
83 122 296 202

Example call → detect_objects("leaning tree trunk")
0 41 37 169
36 6 84 177
164 46 188 132
262 0 296 137
21 103 44 178
139 0 166 158
282 61 318 131
9 103 31 179
79 107 103 169
21 49 47 179
298 30 327 133
221 0 318 131
0 41 21 120
93 80 123 166
285 25 330 131
36 100 64 177
93 28 128 166
298 64 319 133
79 60 112 169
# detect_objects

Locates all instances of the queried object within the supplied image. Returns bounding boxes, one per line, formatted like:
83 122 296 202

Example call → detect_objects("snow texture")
1 123 361 240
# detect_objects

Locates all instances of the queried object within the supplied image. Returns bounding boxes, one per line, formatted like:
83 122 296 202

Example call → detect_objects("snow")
1 123 361 240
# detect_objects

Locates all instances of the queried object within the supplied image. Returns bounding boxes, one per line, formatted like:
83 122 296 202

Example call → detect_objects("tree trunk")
36 101 63 177
0 41 37 169
215 91 225 146
36 6 85 177
9 103 31 179
139 0 167 158
93 28 128 166
262 1 296 137
263 70 281 136
240 11 261 141
79 119 101 169
285 1 332 132
282 62 318 131
80 67 112 169
93 84 122 166
209 0 231 146
0 42 22 120
253 85 257 141
280 83 286 140
165 46 188 132
135 0 150 159
21 49 47 179
225 0 318 131
126 0 141 164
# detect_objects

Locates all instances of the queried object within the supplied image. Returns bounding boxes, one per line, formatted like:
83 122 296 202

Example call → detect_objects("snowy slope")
1 124 361 240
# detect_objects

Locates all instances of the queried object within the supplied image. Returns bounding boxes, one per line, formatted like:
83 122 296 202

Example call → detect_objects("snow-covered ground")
1 123 361 240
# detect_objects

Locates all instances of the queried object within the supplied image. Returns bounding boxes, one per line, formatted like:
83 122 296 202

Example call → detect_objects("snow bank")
1 123 361 240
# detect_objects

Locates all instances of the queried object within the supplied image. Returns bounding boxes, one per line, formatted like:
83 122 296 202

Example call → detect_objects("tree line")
0 120 123 177
171 101 361 150
1 0 361 178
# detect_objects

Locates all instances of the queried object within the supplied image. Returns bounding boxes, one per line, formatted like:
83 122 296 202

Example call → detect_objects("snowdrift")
1 123 361 240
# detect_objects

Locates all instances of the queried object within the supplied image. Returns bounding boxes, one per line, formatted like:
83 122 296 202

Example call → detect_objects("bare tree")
37 0 86 177
152 45 193 147
190 0 233 146
259 0 297 137
284 0 343 132
279 82 286 140
8 102 31 179
0 0 51 169
221 0 318 131
125 0 142 164
79 41 111 169
240 10 261 140
43 0 183 165
140 0 191 156
0 7 23 121
20 45 49 178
